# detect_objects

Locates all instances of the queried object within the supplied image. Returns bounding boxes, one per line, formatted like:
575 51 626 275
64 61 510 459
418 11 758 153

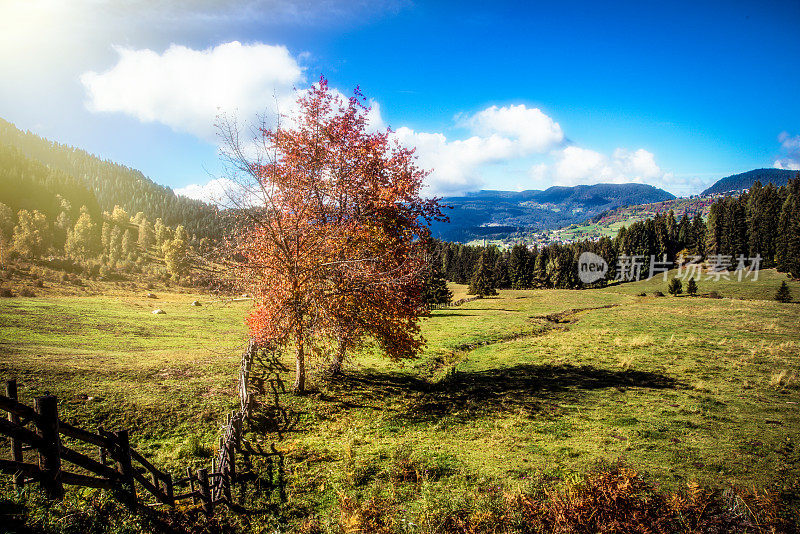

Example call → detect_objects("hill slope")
433 183 675 241
701 168 797 196
0 118 223 239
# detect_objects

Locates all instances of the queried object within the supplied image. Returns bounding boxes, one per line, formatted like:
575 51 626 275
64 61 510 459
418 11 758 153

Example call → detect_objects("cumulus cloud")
175 177 239 204
81 41 304 141
541 145 675 191
393 128 516 194
464 104 564 153
774 131 800 170
393 104 565 195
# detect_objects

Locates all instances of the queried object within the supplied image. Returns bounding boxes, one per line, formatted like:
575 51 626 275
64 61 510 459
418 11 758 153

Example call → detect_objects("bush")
0 288 13 297
637 292 647 297
708 291 722 299
19 287 36 297
34 279 44 288
653 291 665 297
775 281 792 303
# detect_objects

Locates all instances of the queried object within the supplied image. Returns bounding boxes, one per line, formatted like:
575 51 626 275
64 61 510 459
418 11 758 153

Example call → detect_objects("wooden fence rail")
0 340 280 518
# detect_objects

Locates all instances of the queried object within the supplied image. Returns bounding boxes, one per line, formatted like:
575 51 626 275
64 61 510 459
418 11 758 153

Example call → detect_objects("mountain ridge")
701 168 797 196
433 183 675 241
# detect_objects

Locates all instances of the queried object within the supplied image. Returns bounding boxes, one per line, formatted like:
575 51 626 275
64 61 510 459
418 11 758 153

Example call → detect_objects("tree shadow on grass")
324 363 683 424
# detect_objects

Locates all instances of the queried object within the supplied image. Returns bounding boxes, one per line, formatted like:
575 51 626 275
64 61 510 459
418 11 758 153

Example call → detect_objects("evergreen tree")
775 281 792 303
776 180 800 277
468 250 497 297
422 267 452 306
690 214 706 256
667 277 682 296
687 278 698 296
492 252 512 289
509 243 531 288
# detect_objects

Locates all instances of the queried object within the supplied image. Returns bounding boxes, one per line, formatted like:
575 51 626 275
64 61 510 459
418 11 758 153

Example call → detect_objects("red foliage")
226 77 444 391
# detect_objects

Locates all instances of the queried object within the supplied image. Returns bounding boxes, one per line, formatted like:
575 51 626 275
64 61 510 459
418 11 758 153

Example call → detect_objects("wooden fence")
0 340 283 517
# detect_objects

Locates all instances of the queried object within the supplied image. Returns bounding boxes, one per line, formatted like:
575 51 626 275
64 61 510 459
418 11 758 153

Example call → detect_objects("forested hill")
0 118 223 239
433 183 675 241
701 168 797 196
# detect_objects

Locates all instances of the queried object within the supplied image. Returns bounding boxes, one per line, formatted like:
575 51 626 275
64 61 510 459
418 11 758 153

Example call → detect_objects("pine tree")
492 252 512 289
775 281 792 303
687 278 698 296
690 214 706 256
468 250 497 297
422 267 453 306
668 277 682 296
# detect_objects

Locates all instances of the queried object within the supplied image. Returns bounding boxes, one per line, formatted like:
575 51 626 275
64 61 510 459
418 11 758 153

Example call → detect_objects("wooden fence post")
34 395 63 500
6 380 24 491
165 472 175 507
197 468 213 516
115 430 137 509
186 467 197 505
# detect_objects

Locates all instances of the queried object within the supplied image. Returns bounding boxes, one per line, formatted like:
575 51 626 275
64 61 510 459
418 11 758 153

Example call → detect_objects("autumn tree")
65 206 99 260
163 225 189 278
221 78 443 392
138 218 155 251
0 202 13 264
11 210 51 259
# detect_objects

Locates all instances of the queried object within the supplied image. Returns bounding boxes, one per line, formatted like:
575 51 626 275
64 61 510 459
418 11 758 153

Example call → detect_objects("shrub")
653 291 665 297
775 281 792 303
19 287 36 297
34 279 44 288
708 290 722 299
637 292 647 297
0 288 13 297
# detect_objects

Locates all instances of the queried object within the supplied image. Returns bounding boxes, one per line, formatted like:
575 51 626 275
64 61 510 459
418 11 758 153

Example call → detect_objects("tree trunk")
293 339 305 393
327 339 347 376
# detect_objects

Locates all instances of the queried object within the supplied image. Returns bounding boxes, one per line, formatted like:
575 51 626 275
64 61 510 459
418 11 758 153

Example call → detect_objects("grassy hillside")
1 272 799 531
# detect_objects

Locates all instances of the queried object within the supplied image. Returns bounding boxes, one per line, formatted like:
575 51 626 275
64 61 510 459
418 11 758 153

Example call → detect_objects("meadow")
1 269 799 532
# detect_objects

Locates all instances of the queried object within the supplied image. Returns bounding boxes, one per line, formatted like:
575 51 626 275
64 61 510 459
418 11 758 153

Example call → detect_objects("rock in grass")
190 300 201 306
152 308 165 314
147 293 158 299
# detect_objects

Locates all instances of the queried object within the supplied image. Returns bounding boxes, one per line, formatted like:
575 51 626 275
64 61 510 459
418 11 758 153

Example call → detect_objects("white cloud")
537 145 679 192
774 131 800 170
175 177 238 204
465 104 564 153
81 41 304 141
393 104 565 195
394 128 521 195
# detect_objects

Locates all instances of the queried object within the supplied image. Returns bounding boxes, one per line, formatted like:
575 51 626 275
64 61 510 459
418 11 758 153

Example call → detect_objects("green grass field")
1 271 799 532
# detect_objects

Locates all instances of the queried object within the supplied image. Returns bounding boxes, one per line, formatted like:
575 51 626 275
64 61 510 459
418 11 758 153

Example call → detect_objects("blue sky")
1 0 798 199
